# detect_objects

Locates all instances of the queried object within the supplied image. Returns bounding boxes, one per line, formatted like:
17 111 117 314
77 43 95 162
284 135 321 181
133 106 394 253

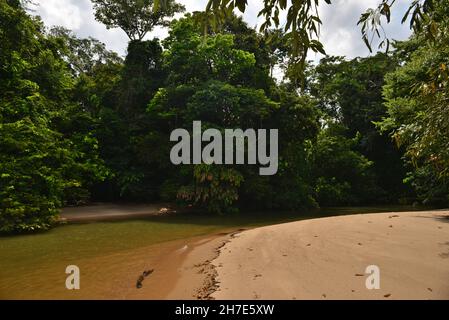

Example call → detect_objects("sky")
30 0 412 62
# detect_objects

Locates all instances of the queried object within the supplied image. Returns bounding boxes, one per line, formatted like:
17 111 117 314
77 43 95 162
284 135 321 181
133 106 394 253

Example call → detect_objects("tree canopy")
203 0 439 79
0 0 108 232
92 0 185 40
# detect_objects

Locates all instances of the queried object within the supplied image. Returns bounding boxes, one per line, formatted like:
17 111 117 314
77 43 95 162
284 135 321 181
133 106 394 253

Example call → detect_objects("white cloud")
30 0 412 60
32 0 83 30
309 0 411 62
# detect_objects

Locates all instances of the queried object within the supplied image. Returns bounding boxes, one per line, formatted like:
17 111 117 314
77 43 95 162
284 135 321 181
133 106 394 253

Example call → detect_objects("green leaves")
203 0 438 83
232 0 248 13
148 15 321 212
92 0 185 41
205 0 330 85
178 165 244 215
0 2 108 233
378 2 449 204
311 124 378 206
358 0 437 53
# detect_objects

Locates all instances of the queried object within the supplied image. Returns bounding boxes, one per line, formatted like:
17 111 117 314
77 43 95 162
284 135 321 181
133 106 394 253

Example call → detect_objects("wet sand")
166 230 250 300
194 210 449 300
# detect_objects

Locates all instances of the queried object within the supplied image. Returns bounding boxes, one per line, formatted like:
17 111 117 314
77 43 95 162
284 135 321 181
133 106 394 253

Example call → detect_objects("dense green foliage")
1 0 447 233
204 0 437 81
309 54 411 204
0 0 108 233
145 15 319 213
92 0 185 41
378 2 449 204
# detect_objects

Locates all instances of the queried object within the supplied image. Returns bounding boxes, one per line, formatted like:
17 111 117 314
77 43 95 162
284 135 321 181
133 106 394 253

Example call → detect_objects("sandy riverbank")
170 210 449 300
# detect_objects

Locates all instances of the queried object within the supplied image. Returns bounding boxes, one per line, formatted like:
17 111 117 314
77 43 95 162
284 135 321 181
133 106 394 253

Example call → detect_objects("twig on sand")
136 269 154 289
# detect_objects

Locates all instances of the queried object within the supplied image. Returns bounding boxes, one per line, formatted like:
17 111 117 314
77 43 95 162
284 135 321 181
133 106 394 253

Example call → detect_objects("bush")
177 165 244 214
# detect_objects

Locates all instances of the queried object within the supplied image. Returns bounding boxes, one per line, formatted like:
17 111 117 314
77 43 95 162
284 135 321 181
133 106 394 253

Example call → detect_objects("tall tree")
48 26 123 76
94 39 167 201
309 54 411 202
92 0 185 41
